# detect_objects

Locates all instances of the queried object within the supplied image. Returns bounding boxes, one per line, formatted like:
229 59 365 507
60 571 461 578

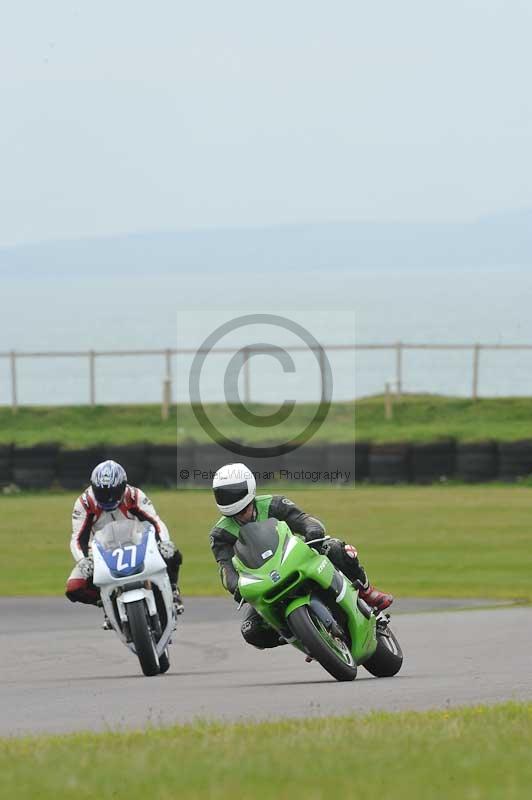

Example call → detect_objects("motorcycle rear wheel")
127 600 160 677
287 605 357 682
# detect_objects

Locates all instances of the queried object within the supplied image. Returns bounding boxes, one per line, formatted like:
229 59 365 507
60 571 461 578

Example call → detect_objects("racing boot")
358 580 393 611
334 542 393 611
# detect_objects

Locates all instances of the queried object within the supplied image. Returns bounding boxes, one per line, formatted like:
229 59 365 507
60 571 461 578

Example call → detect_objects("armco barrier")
4 439 532 489
455 442 498 482
12 444 59 489
369 443 411 484
498 440 532 482
411 441 455 484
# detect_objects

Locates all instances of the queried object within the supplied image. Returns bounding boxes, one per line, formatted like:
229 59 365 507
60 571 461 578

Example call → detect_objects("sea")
1 266 532 406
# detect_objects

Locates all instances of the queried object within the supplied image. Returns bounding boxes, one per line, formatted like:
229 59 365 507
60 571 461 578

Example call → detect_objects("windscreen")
234 519 280 569
93 518 149 551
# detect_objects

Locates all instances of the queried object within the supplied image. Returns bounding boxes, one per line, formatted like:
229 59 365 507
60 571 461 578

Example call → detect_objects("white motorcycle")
92 517 177 676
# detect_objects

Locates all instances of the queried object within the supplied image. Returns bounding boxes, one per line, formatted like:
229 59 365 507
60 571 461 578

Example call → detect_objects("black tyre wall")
56 447 106 490
0 445 13 486
12 444 59 489
147 445 178 487
323 443 355 484
354 442 370 483
455 443 497 482
105 444 149 486
280 444 329 482
497 440 532 482
411 440 455 484
369 443 411 484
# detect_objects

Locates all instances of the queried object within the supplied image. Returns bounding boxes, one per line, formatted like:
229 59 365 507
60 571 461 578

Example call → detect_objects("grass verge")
3 395 532 446
1 702 531 800
1 485 531 600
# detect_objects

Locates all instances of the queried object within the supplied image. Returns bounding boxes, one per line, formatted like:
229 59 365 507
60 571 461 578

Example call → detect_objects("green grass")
1 485 531 600
3 395 532 447
1 702 531 799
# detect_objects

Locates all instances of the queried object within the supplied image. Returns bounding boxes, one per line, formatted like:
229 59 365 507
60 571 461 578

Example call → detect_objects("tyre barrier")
0 445 13 486
279 444 329 482
56 447 106 489
105 444 149 486
354 443 370 483
324 442 366 483
147 445 178 487
455 442 498 483
240 450 286 482
186 443 238 488
4 439 532 489
12 444 59 489
497 440 532 482
369 443 411 484
411 440 455 484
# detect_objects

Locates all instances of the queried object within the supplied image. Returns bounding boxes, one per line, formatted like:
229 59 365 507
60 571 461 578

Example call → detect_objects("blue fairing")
97 529 149 578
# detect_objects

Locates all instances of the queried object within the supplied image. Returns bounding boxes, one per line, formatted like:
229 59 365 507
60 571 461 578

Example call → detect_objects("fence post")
165 349 173 404
395 341 403 398
472 344 480 400
243 346 251 404
89 351 96 406
10 351 18 413
161 379 171 420
384 381 393 420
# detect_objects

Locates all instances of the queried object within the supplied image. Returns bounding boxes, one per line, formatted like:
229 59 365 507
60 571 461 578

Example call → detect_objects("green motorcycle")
232 519 403 682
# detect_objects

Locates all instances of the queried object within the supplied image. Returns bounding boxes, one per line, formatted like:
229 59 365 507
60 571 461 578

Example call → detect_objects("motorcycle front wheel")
158 649 170 674
363 627 403 677
127 600 160 677
287 605 357 682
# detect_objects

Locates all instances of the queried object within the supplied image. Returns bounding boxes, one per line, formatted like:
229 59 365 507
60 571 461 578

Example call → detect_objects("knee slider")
65 586 99 605
241 616 262 644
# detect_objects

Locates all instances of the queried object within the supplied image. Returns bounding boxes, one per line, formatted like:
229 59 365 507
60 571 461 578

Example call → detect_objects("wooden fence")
2 342 532 410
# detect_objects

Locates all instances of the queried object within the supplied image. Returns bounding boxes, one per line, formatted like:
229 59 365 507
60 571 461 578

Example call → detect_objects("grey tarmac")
1 597 530 737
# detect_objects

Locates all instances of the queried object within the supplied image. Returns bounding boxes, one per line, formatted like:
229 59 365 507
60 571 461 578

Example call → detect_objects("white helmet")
213 462 256 516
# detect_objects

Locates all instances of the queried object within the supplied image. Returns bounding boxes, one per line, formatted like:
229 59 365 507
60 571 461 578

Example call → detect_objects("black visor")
92 481 126 509
214 481 249 508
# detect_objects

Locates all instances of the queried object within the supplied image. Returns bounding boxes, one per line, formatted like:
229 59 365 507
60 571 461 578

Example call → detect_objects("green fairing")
232 520 378 666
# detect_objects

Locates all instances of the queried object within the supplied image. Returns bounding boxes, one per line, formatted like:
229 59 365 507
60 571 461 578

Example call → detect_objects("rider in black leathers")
210 463 393 649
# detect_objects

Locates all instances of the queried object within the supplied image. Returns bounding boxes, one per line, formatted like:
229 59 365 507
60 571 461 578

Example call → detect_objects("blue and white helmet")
90 460 127 511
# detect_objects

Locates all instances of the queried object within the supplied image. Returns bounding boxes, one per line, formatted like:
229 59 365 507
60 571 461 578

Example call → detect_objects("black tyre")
127 600 160 677
158 649 170 674
287 605 357 682
363 627 403 677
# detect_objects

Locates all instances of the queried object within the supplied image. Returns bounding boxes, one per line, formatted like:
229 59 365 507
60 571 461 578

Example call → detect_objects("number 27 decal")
112 545 137 571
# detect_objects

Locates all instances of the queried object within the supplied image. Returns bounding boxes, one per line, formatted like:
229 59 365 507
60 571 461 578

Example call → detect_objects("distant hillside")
1 209 531 276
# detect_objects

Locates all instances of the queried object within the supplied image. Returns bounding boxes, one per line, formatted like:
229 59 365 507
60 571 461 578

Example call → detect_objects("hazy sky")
1 0 531 246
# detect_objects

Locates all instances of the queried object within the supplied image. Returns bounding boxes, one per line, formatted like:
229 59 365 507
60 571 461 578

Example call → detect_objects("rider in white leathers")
65 460 183 613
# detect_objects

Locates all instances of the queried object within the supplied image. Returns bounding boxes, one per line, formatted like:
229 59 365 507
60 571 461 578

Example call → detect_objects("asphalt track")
1 597 530 737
